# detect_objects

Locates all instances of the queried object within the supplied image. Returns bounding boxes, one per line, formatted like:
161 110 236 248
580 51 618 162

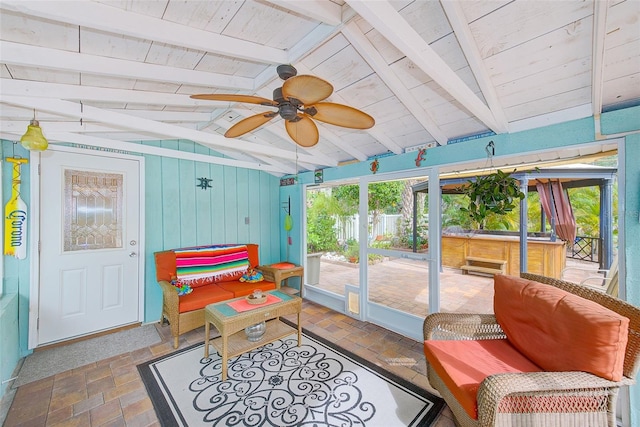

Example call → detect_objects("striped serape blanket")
175 244 249 285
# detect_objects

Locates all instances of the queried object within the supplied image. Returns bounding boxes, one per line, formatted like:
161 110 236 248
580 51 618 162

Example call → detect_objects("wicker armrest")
158 280 179 316
255 266 276 283
477 371 632 427
423 312 506 341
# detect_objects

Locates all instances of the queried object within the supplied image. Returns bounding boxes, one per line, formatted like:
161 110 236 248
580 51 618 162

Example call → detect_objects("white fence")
335 214 403 242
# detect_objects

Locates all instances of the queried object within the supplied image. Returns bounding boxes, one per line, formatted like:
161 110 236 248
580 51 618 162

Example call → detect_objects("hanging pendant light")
20 110 48 151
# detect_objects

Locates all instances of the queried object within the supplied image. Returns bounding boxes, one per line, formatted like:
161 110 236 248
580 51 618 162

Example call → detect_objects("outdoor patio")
312 256 605 317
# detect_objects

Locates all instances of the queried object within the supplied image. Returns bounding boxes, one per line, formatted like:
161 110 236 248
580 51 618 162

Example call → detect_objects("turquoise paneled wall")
0 139 282 363
0 293 19 400
0 141 31 399
142 139 281 323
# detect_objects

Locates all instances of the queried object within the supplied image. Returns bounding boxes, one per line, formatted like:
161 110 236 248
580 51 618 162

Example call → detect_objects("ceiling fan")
190 64 375 148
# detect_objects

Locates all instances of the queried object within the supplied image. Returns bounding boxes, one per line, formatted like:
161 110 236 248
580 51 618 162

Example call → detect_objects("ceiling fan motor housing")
276 64 297 80
279 103 298 121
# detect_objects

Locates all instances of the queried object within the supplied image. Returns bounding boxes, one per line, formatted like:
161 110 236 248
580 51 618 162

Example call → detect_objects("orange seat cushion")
178 285 234 313
270 262 297 269
494 275 629 381
424 339 543 420
217 280 277 298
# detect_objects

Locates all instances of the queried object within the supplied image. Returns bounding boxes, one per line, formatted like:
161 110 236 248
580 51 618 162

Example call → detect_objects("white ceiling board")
0 0 636 175
97 0 168 18
604 39 640 82
1 79 206 106
458 0 511 23
0 9 79 50
470 1 593 59
161 1 242 32
398 0 452 44
264 0 344 26
221 0 318 49
298 33 350 70
504 86 593 122
602 75 640 107
485 16 594 87
496 65 592 110
3 65 79 85
0 0 289 64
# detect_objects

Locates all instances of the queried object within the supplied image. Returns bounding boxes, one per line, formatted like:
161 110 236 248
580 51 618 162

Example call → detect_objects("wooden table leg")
297 312 302 346
222 334 228 381
204 321 210 357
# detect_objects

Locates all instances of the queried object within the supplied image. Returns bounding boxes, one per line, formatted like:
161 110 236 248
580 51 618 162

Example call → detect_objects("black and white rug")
138 327 444 426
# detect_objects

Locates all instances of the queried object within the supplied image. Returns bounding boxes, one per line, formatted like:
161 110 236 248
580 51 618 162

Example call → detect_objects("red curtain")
535 180 576 243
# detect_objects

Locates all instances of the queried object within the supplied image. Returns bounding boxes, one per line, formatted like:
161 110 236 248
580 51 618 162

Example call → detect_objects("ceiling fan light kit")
191 65 375 148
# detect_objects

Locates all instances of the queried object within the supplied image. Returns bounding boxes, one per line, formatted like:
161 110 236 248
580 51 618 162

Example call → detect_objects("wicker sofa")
423 273 640 427
154 244 276 348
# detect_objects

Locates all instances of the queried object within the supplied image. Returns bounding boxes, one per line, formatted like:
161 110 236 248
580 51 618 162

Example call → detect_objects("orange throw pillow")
494 275 629 381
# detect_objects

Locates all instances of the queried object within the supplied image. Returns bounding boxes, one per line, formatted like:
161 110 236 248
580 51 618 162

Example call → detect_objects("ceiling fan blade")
309 102 375 129
285 114 319 147
282 75 333 105
225 112 276 138
190 93 277 106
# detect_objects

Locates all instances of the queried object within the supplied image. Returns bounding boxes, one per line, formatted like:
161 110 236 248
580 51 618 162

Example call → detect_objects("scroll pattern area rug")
138 328 444 427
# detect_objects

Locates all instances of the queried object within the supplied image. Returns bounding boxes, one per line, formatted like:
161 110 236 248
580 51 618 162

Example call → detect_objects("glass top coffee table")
204 290 302 380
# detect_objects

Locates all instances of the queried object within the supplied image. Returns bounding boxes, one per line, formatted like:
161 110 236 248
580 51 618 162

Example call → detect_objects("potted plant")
345 240 359 263
460 169 525 229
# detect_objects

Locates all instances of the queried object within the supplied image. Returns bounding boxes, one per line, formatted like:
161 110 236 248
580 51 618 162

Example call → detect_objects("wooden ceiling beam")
440 1 509 133
591 0 609 118
342 21 448 147
0 41 255 91
47 132 287 173
0 79 213 106
1 95 327 165
346 0 502 133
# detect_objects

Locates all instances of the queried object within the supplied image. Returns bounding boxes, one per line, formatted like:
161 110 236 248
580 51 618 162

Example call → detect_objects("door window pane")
64 169 123 251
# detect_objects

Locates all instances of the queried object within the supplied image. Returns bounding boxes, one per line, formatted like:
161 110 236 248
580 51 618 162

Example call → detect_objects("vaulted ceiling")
1 0 638 176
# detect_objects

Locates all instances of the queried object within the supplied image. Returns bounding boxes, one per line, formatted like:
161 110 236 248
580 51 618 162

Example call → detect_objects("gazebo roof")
413 165 618 195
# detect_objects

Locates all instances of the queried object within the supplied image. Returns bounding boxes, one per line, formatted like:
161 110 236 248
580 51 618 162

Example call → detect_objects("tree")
306 191 338 253
331 182 403 237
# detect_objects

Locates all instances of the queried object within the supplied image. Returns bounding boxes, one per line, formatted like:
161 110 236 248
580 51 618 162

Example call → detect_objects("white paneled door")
38 149 141 345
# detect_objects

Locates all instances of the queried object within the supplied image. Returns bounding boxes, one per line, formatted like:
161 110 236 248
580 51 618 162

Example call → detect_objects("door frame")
359 167 440 341
28 145 146 349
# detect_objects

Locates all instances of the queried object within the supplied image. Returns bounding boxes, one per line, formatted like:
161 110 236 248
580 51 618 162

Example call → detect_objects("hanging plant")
459 169 525 229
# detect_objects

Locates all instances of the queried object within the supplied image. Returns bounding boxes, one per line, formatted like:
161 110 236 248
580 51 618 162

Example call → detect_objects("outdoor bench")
460 256 506 276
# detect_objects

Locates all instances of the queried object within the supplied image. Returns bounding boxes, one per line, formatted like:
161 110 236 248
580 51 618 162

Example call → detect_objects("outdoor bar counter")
442 233 566 278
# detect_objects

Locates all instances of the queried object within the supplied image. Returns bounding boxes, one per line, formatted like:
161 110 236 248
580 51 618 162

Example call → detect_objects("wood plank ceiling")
0 0 638 175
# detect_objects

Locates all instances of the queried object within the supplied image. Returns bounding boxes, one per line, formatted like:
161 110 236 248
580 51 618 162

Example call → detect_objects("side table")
258 262 304 296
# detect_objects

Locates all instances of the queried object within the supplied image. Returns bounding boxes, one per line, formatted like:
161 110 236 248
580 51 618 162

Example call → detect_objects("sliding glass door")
360 169 440 340
303 169 440 340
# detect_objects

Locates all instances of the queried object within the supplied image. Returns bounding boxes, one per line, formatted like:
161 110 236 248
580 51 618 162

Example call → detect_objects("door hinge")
36 318 39 330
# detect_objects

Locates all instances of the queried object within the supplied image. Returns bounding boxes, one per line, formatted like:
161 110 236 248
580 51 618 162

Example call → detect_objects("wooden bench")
460 256 506 276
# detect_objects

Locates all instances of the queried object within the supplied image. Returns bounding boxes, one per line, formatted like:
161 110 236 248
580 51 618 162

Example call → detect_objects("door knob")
129 252 137 257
